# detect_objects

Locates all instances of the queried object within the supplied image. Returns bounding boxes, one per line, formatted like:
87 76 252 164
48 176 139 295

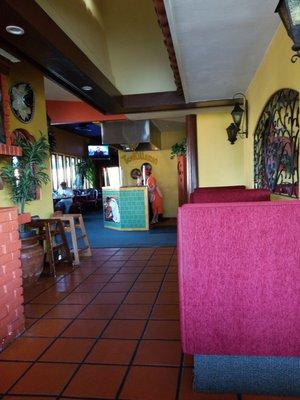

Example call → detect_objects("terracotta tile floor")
0 247 295 400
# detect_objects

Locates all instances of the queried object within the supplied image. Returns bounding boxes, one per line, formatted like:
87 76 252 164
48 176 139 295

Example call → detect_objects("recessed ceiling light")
81 85 93 91
5 25 25 35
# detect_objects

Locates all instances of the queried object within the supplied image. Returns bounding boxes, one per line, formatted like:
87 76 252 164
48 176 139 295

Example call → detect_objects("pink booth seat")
193 185 246 192
190 188 270 203
177 201 300 357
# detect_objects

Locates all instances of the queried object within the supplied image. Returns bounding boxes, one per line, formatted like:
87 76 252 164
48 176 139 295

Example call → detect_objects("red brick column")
0 207 25 351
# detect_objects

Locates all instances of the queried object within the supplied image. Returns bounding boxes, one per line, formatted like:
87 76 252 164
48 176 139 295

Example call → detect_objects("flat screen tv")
88 145 110 159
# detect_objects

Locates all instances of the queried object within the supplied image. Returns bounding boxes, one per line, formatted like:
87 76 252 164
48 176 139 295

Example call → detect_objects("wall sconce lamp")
226 93 248 145
275 0 300 63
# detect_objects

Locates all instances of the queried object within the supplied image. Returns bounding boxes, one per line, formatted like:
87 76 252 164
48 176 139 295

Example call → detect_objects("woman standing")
144 164 163 224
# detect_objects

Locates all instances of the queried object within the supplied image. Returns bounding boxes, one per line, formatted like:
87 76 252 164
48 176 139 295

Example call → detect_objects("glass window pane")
57 155 64 186
70 157 76 187
65 157 71 187
51 154 58 190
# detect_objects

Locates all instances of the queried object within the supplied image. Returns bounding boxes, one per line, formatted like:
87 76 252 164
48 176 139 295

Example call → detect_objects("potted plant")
170 138 187 159
75 158 96 188
0 132 50 285
170 139 187 206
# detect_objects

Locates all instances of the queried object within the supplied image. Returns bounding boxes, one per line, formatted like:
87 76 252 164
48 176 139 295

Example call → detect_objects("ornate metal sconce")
226 93 248 145
275 0 300 63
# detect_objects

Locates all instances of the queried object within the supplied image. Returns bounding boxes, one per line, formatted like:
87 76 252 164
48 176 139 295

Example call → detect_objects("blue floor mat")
70 211 177 248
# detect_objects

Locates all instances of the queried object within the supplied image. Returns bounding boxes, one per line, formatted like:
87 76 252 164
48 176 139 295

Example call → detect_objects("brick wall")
0 207 24 351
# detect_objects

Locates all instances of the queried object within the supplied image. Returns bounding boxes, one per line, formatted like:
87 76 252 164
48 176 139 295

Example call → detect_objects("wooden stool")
28 218 73 276
52 213 92 265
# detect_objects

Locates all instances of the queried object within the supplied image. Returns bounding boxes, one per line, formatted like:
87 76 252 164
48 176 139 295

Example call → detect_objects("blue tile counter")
102 186 149 231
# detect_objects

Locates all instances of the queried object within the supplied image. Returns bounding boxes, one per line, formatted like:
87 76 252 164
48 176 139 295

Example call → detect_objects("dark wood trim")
186 115 198 197
0 55 13 75
152 0 183 96
122 92 240 114
0 0 123 114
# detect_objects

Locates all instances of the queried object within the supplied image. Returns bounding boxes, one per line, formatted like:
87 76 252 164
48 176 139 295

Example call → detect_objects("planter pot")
20 232 44 286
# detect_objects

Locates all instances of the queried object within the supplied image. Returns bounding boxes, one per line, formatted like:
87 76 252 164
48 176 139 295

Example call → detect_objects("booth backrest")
177 201 300 357
190 188 270 203
194 185 246 192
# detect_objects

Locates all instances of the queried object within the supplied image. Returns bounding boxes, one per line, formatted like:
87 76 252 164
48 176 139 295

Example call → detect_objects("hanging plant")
76 158 96 187
170 139 187 159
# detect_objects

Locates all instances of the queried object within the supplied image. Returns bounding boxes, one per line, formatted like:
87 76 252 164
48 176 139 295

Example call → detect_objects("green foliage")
0 133 50 214
76 158 96 187
170 139 187 159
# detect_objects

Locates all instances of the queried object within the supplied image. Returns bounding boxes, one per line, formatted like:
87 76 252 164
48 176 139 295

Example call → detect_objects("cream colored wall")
36 0 115 83
161 131 186 150
101 0 176 94
197 112 244 187
0 61 53 218
119 150 178 218
245 25 300 196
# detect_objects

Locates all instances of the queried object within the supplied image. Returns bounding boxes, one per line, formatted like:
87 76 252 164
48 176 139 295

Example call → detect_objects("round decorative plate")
130 168 141 179
9 82 34 123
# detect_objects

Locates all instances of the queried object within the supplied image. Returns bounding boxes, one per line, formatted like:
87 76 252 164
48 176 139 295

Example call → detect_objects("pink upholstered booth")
194 185 246 192
190 188 270 204
177 201 300 357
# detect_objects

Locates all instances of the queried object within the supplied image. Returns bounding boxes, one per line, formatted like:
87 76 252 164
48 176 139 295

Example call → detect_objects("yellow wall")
119 150 178 217
161 131 186 150
197 112 244 187
245 25 300 195
36 0 115 84
0 61 53 218
101 0 176 94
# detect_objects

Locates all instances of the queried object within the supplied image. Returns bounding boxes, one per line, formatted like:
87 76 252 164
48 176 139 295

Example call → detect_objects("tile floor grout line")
114 251 175 400
175 352 185 400
3 248 124 397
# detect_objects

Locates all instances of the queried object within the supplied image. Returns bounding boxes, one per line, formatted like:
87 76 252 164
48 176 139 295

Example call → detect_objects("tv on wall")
88 145 110 159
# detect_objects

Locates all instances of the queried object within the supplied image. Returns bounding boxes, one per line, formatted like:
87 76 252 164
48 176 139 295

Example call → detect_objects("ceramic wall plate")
9 82 35 123
130 168 141 179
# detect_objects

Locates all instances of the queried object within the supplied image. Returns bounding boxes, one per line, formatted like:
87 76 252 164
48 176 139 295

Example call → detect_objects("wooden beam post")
186 114 198 198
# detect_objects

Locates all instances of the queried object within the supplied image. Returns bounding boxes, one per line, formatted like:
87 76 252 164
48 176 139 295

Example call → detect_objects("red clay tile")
243 396 297 400
86 339 137 364
3 396 56 399
102 282 133 292
179 368 236 400
84 274 113 283
62 319 108 338
24 304 54 318
129 254 151 261
91 292 127 304
24 319 72 337
10 363 77 395
115 304 152 319
44 304 85 319
124 292 157 305
63 364 126 398
111 273 138 282
133 340 181 366
143 266 168 274
183 353 194 366
120 366 178 400
74 282 104 293
25 318 38 329
143 320 180 340
156 291 179 304
119 266 144 274
131 281 161 292
154 247 175 254
103 320 146 339
0 361 31 393
151 304 179 320
160 281 179 292
0 338 54 361
60 292 95 304
40 338 94 362
124 260 147 267
137 273 164 282
164 273 178 282
79 304 118 319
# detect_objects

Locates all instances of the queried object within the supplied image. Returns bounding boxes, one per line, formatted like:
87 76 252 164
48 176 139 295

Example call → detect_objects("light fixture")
226 93 248 145
5 25 25 35
81 85 93 91
275 0 300 63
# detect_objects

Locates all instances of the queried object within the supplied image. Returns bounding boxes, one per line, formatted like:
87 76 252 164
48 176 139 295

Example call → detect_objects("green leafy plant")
170 139 187 159
76 158 96 187
0 133 50 214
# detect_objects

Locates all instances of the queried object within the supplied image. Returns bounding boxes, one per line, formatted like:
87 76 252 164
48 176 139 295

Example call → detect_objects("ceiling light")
5 25 25 35
81 85 93 91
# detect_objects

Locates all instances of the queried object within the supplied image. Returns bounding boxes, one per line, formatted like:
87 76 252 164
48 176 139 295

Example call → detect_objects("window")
50 153 93 190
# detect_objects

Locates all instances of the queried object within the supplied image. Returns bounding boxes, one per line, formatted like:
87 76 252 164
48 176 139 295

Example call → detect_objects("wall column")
186 114 198 197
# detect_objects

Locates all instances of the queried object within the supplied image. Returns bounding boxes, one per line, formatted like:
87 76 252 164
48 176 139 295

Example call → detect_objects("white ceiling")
44 78 81 101
164 0 280 103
